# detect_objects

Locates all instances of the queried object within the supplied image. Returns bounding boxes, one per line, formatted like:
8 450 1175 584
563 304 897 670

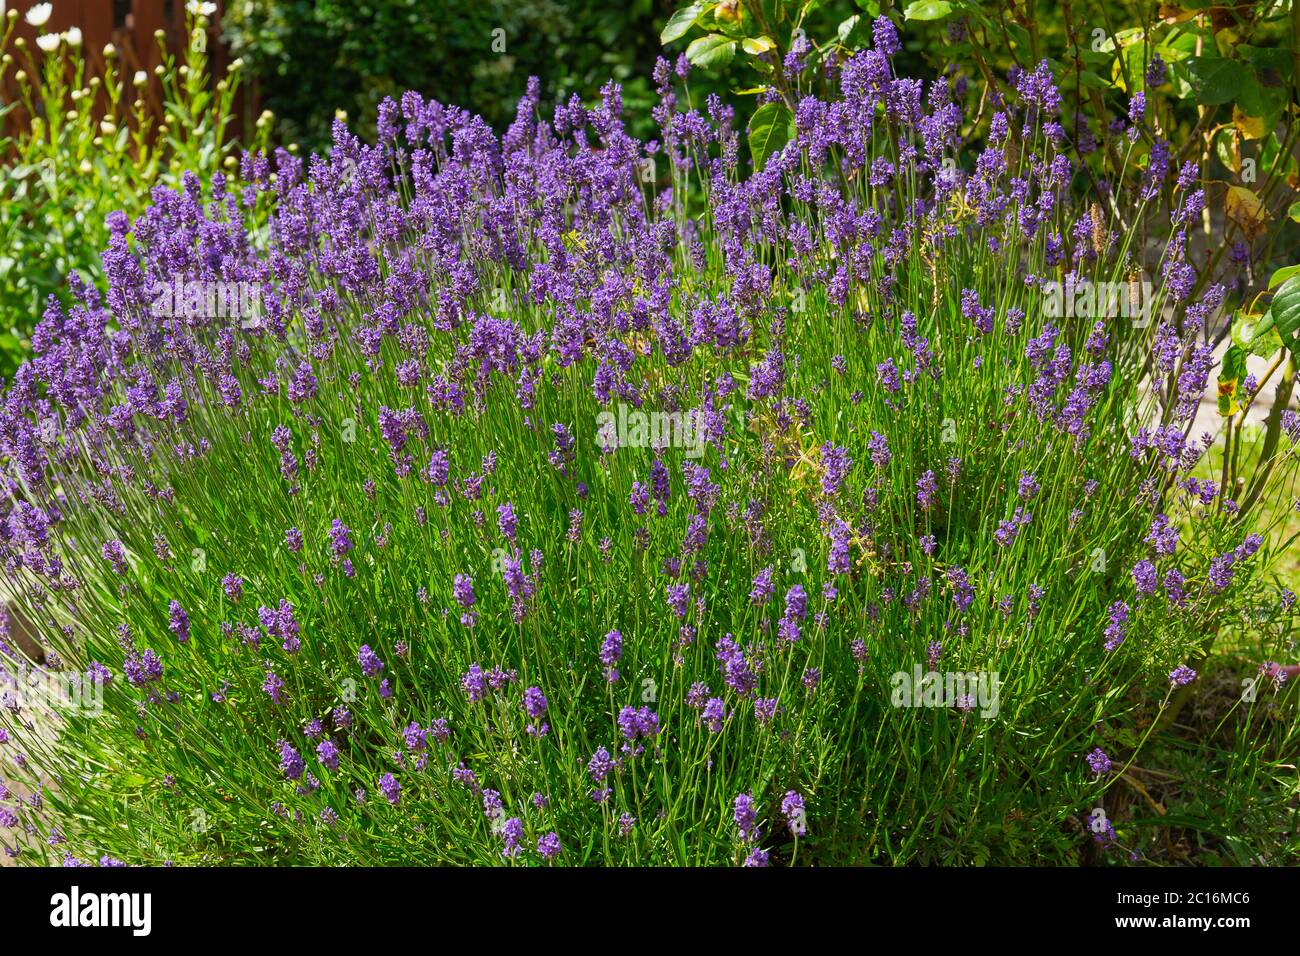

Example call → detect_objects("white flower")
132 70 147 86
63 25 81 46
35 31 60 52
186 0 216 16
25 2 52 27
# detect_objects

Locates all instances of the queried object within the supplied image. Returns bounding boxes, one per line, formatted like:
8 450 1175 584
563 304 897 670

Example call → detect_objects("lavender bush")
2 20 1298 865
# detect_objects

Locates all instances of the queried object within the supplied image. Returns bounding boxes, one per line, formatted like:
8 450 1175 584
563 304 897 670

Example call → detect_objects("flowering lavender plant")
1 20 1298 866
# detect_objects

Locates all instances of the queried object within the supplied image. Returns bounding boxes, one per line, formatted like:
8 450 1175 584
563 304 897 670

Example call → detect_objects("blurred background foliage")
221 0 675 150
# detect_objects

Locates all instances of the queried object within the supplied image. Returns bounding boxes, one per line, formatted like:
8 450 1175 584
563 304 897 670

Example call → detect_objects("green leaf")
1288 201 1300 223
1267 265 1300 291
1236 75 1286 126
747 102 795 172
661 3 707 45
1185 57 1250 106
1218 344 1247 416
686 33 737 71
837 14 872 48
1005 22 1031 51
1260 129 1298 180
1231 310 1282 359
1236 45 1291 82
904 0 952 20
742 35 776 55
1266 274 1300 358
1078 70 1112 90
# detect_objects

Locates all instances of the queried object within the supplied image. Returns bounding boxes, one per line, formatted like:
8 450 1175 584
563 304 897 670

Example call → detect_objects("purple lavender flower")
86 662 112 687
820 443 852 496
537 831 561 860
262 671 286 705
867 431 892 470
1146 54 1166 87
702 697 726 733
461 663 487 703
453 573 476 607
358 644 385 678
329 519 353 559
482 789 503 823
877 358 901 393
404 721 428 752
378 772 400 806
1132 560 1158 597
588 746 615 785
1208 553 1235 591
317 739 339 771
497 502 518 543
872 15 900 56
666 582 690 618
1146 514 1178 556
102 539 128 574
947 566 975 614
524 686 548 720
501 817 524 858
783 585 807 621
278 740 305 780
733 792 760 843
452 573 478 627
916 470 937 510
781 790 807 836
1017 471 1040 501
1103 601 1130 651
221 573 243 602
618 705 641 741
168 601 190 643
600 629 622 683
1086 748 1112 778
